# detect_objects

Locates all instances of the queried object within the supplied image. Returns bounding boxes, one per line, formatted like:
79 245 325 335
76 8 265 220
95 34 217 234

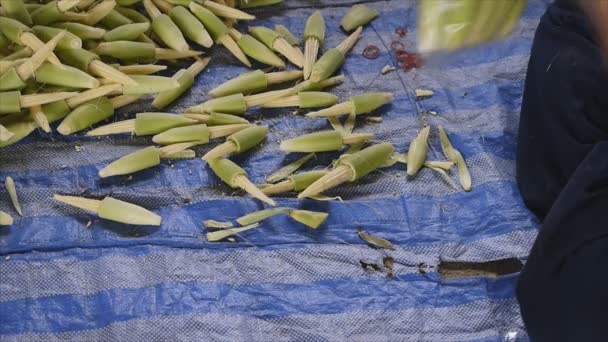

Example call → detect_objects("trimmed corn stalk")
303 11 325 79
202 125 268 160
306 92 394 118
229 28 285 68
298 143 394 198
280 130 373 152
190 2 251 66
54 194 162 226
340 4 379 32
262 170 328 196
209 69 302 98
208 157 276 205
249 26 304 68
309 26 362 82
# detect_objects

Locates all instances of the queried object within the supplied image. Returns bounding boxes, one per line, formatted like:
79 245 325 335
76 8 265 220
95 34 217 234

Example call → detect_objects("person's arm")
579 0 608 62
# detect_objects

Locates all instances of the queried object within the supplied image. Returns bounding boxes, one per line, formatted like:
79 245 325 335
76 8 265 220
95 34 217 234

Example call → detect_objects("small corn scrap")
439 126 472 191
415 89 434 99
202 125 268 160
298 143 394 198
303 11 325 79
406 126 430 176
209 70 303 98
208 157 276 205
54 194 162 226
309 26 362 82
262 91 338 109
262 170 328 196
357 227 395 250
249 26 304 68
4 176 23 216
306 92 394 118
266 153 315 183
0 211 13 226
280 130 373 153
0 125 15 143
340 4 379 32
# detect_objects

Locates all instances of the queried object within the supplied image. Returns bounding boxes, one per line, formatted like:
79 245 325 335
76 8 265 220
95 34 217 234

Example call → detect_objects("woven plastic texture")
0 1 548 341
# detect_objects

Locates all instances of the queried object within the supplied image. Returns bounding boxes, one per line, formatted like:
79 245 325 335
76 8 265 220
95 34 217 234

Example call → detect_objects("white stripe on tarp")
1 298 526 342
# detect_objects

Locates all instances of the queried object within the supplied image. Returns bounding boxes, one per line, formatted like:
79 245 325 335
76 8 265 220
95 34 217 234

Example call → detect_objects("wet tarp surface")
0 1 548 341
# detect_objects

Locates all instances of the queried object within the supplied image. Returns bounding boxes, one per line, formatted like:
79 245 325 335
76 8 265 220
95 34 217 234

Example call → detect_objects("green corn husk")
0 210 13 225
351 92 394 115
340 4 379 32
291 170 328 191
438 126 472 191
288 210 327 229
2 47 33 62
1 0 33 25
236 34 285 68
30 0 79 26
209 70 267 98
99 146 161 177
228 125 268 153
133 112 196 136
55 48 98 71
280 130 343 153
53 22 106 40
95 41 156 62
0 16 31 43
236 207 289 226
208 157 247 188
304 11 325 43
189 2 228 42
99 9 133 29
239 0 282 8
165 0 195 5
266 152 315 183
340 143 395 181
151 14 189 51
57 97 114 135
151 69 192 109
35 63 99 89
32 25 81 50
42 99 71 123
0 32 10 50
81 1 118 26
298 92 338 108
186 93 247 115
206 223 259 242
275 25 298 45
0 116 37 147
0 68 27 91
248 26 279 50
309 48 344 82
98 197 162 225
122 75 180 94
104 22 150 41
406 126 430 176
169 5 213 48
152 124 210 145
0 91 22 114
115 6 150 23
116 0 144 7
206 112 249 126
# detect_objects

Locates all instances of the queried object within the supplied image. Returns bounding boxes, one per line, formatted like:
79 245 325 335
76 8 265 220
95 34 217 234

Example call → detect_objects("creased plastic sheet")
0 1 548 341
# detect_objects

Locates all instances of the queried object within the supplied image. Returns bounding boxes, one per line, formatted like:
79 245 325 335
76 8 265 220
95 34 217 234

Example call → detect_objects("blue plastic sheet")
0 1 548 340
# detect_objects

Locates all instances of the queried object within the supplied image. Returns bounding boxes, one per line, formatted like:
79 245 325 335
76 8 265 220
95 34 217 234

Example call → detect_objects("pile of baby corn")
0 1 471 239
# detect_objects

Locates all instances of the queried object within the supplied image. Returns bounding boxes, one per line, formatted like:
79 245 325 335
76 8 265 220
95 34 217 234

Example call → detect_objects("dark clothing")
516 1 608 341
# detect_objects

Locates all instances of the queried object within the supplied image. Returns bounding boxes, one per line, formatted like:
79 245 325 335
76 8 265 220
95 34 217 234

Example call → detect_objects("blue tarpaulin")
0 1 548 340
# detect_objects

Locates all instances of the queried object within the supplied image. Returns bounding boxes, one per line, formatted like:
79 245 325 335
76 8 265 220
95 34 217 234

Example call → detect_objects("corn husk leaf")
288 209 327 229
4 176 22 216
206 223 259 242
204 220 234 228
236 207 290 226
266 153 315 183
